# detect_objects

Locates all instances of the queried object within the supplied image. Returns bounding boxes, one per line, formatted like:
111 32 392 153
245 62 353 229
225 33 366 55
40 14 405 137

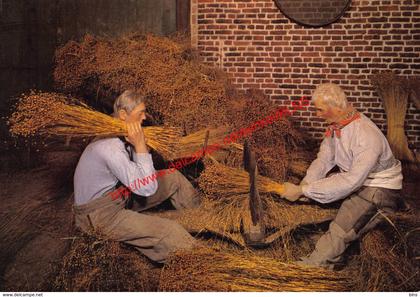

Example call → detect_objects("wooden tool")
242 140 266 247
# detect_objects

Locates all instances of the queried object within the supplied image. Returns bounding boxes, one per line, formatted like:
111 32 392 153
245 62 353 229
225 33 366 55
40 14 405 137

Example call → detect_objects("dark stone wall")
0 0 177 169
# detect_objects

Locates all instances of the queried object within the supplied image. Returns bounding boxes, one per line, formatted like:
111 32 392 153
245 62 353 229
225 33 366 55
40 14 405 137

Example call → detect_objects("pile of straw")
8 91 181 160
54 34 229 133
356 227 419 291
226 89 309 179
343 209 420 292
408 77 420 162
0 185 48 278
53 34 311 182
371 72 417 162
159 248 351 292
54 233 159 291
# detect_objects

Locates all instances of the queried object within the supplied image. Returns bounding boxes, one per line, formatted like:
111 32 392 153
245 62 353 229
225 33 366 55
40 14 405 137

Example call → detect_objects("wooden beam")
176 0 190 33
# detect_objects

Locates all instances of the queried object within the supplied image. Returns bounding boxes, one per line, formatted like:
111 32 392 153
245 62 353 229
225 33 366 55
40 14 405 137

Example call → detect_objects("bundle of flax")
173 126 231 160
8 91 181 159
372 72 416 162
159 248 351 292
197 158 336 233
199 156 285 198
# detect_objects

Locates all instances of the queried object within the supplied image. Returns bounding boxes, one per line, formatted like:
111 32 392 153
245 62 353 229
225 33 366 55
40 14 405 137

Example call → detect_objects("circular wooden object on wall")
274 0 352 27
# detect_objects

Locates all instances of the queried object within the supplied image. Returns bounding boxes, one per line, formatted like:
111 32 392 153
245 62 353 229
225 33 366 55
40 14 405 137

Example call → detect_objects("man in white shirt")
73 90 200 263
281 83 403 269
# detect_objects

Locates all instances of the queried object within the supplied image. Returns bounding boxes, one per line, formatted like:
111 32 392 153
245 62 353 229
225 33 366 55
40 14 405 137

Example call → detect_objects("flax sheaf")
372 72 418 163
8 91 181 160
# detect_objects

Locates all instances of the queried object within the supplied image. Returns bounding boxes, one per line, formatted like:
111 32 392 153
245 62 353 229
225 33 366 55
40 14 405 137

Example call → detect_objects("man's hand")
281 182 304 202
126 122 148 154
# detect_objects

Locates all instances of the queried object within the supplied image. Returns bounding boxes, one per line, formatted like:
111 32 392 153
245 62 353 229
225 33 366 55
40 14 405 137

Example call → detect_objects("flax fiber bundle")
372 72 417 162
8 91 181 159
149 185 336 250
159 248 351 292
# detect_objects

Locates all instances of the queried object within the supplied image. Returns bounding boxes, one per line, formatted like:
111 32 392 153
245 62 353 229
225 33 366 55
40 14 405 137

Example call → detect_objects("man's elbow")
309 195 337 204
148 181 158 196
305 189 345 204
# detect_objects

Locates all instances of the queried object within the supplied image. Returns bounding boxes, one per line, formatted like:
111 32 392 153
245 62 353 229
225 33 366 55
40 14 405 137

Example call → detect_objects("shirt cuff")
302 184 310 197
133 152 153 164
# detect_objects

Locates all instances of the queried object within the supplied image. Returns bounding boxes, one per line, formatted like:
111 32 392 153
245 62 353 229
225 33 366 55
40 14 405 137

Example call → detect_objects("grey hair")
312 83 349 109
113 89 146 117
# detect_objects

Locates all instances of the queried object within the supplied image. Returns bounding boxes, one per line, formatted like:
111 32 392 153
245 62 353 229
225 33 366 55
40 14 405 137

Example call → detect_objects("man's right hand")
126 122 148 154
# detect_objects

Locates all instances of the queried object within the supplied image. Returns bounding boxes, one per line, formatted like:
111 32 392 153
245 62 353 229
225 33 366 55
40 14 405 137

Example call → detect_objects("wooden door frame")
176 0 190 33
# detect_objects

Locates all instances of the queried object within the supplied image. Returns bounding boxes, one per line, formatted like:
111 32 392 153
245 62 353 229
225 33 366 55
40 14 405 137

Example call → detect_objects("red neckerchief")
325 110 361 138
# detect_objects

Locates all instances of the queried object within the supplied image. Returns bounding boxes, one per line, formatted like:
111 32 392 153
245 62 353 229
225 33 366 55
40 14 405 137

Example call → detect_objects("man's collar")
325 109 361 138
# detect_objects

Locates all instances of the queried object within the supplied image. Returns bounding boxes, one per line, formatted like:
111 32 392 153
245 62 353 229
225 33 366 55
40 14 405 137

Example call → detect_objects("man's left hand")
281 182 304 202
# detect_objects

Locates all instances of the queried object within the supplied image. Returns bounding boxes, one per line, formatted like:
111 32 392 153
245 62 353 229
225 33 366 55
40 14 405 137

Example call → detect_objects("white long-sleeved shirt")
74 137 158 205
301 113 403 204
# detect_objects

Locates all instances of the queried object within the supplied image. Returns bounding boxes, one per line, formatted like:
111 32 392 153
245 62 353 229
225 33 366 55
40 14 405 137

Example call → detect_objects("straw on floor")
54 233 159 291
159 247 351 292
355 228 419 291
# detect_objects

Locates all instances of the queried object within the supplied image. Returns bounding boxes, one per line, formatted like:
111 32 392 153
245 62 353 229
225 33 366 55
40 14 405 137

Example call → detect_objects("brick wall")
190 0 420 153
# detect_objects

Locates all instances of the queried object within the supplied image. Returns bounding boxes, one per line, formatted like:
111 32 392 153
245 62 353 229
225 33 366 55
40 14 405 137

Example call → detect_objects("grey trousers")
73 170 200 263
300 186 400 268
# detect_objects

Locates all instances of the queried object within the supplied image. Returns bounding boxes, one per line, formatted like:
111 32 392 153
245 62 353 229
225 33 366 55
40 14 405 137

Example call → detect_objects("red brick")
193 0 420 148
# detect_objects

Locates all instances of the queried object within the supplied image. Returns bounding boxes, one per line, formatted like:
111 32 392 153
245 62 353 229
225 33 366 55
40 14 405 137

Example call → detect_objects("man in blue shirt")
73 90 200 263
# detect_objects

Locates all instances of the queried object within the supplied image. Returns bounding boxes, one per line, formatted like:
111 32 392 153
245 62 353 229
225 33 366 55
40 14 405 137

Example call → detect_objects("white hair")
312 83 348 109
113 89 145 117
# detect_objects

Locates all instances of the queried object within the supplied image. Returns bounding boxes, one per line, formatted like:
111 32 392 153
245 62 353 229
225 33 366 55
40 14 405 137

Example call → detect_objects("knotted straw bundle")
372 72 417 162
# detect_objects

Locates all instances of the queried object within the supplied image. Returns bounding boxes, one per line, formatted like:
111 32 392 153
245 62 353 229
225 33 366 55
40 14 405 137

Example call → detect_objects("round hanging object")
274 0 352 27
